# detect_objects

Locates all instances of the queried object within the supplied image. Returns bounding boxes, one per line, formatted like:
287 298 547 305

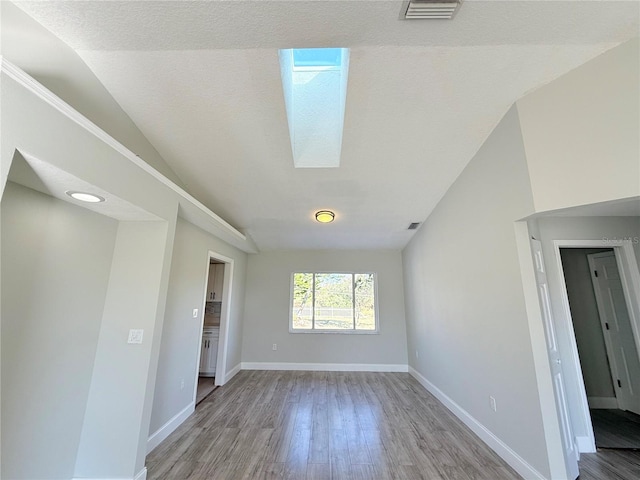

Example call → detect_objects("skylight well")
279 48 350 168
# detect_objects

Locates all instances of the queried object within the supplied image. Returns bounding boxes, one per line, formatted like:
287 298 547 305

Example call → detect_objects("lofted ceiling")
12 1 640 250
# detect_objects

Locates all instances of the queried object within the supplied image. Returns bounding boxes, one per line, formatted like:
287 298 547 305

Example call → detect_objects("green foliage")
292 272 376 330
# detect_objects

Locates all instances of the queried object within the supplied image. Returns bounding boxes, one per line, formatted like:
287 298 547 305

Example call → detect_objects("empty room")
1 1 639 479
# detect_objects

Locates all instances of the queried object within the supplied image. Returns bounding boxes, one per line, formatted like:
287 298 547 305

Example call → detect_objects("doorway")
192 251 234 407
560 247 640 449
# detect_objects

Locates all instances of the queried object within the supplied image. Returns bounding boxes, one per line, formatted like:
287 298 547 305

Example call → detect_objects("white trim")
73 470 146 480
241 362 408 372
408 366 546 480
0 58 255 253
211 252 234 387
146 402 195 454
587 396 618 409
575 436 594 454
134 468 148 480
226 362 242 381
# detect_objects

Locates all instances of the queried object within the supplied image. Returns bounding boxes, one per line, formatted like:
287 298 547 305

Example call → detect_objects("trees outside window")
291 272 377 332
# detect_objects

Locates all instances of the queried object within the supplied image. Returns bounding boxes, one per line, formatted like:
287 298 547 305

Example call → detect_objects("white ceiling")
13 1 640 250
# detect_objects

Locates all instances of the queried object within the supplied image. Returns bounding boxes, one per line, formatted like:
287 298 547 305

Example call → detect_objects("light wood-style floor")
147 370 520 479
196 376 217 405
147 370 640 479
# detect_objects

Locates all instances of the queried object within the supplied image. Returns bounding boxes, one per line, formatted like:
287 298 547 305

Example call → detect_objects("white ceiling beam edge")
0 58 258 253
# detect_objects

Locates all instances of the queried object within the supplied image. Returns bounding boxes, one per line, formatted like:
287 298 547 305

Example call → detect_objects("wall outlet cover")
128 329 144 344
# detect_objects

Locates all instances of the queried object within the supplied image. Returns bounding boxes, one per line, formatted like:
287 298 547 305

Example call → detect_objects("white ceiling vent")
404 1 462 20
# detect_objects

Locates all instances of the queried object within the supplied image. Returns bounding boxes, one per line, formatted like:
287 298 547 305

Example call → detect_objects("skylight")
292 48 342 69
279 48 350 168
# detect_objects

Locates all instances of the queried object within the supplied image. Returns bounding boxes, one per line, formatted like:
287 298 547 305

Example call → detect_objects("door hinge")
605 322 610 330
618 379 622 388
594 270 599 277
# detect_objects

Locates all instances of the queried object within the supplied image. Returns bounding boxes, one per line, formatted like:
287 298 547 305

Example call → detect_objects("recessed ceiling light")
315 210 335 223
65 191 105 203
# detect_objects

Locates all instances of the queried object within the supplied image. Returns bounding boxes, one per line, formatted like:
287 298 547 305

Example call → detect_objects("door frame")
552 239 640 452
191 250 235 405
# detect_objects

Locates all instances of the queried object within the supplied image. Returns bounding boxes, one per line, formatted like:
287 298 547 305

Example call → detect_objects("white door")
532 240 580 480
588 251 640 415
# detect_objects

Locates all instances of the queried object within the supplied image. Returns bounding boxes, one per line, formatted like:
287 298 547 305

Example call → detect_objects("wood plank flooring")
148 371 640 479
147 371 520 479
196 376 218 405
590 409 640 449
578 450 640 480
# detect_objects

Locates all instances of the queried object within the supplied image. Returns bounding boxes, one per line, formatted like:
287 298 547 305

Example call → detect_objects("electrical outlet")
180 378 185 390
192 308 198 318
127 329 144 344
272 343 277 351
490 396 497 412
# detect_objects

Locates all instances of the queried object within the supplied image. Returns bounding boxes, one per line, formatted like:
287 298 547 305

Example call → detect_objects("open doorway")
193 251 234 407
196 260 223 404
559 247 640 449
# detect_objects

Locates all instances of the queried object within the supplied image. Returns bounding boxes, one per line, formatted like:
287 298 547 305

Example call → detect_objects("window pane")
292 273 313 329
355 273 376 330
314 274 353 330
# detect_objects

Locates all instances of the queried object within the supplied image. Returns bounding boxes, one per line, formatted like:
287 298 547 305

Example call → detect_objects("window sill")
289 328 379 335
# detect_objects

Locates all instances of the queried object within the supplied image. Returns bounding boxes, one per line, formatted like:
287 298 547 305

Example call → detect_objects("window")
291 272 377 333
292 48 343 70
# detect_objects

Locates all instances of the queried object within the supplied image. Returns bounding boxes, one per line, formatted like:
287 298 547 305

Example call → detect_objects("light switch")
193 308 198 318
128 329 144 344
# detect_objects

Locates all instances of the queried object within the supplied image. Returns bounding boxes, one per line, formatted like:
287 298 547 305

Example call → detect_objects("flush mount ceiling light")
315 210 335 223
65 191 105 203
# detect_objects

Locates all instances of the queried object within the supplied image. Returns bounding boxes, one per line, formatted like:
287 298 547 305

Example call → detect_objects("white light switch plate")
128 329 144 344
193 308 198 318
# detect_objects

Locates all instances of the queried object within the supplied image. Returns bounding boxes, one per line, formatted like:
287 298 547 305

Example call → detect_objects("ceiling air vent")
408 222 421 230
404 1 462 20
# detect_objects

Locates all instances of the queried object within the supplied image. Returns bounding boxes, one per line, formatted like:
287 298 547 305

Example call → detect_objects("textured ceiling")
13 1 640 250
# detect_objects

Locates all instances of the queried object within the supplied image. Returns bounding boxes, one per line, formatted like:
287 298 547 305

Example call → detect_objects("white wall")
149 218 248 436
536 216 640 442
242 250 408 368
74 219 175 479
402 106 552 478
1 47 252 477
560 248 615 401
1 182 117 479
1 2 186 187
517 38 639 213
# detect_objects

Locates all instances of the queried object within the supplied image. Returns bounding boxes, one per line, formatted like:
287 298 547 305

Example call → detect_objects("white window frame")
289 271 379 334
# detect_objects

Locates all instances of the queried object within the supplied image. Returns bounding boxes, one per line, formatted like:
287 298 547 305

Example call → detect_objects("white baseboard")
241 362 408 372
225 362 242 382
575 435 596 454
587 396 618 409
408 366 546 480
134 467 147 480
73 470 146 480
147 401 195 453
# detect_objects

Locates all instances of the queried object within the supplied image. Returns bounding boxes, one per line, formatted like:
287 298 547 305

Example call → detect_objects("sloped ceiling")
13 1 640 250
